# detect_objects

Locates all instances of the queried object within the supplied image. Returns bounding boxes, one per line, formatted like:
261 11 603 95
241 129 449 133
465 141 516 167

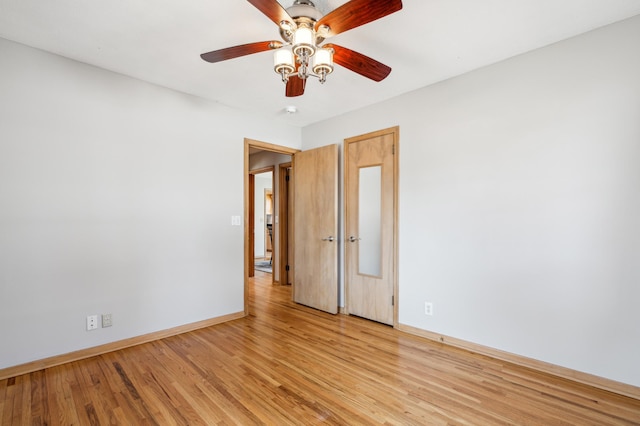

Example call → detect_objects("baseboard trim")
0 311 245 381
396 323 640 401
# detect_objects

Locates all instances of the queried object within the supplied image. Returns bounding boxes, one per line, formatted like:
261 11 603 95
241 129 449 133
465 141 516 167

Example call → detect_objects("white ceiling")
1 0 639 127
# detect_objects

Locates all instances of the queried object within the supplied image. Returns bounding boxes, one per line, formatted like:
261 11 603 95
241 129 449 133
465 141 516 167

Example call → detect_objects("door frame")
244 138 299 315
343 126 400 326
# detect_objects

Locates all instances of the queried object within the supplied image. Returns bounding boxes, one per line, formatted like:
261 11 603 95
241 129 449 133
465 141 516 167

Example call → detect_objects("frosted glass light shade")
312 47 334 75
292 27 315 57
274 48 295 74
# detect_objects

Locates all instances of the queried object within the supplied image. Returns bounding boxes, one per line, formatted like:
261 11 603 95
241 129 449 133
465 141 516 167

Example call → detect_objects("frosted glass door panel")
358 166 382 277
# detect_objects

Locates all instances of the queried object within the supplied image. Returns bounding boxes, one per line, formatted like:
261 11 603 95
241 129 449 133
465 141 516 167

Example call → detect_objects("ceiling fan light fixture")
274 47 295 80
312 47 334 82
292 27 316 57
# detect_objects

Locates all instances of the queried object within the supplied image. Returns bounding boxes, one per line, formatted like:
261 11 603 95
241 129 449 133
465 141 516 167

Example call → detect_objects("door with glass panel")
345 127 398 325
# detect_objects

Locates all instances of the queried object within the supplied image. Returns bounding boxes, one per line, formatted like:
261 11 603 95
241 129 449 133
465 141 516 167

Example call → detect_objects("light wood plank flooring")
1 271 639 425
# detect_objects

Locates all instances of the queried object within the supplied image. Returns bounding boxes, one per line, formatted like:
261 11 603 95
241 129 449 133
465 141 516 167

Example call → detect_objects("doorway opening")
244 139 299 315
250 168 274 276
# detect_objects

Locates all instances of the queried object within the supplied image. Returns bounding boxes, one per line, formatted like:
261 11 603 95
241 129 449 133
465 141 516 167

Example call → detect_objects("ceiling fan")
200 0 403 97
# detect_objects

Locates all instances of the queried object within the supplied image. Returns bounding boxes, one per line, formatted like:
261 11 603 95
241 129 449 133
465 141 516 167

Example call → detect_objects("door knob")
322 236 335 242
348 236 361 243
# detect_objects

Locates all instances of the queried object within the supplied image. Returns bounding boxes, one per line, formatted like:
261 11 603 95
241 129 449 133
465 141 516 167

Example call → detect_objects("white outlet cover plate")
425 302 434 316
87 315 98 330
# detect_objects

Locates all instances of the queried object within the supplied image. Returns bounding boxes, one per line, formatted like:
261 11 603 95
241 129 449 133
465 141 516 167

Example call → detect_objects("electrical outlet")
86 315 98 331
102 313 112 328
424 302 434 316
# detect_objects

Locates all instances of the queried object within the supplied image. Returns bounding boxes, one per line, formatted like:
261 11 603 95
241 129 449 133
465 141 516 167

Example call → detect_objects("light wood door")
293 144 339 314
345 127 398 325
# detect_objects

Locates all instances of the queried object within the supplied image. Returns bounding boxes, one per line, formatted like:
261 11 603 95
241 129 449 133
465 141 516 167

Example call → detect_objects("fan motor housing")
286 1 323 22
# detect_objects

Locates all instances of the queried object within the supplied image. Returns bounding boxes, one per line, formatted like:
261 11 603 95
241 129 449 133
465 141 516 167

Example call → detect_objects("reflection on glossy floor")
1 271 639 424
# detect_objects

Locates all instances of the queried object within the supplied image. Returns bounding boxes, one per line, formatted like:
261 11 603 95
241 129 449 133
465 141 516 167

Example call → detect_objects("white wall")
302 16 640 387
0 38 300 369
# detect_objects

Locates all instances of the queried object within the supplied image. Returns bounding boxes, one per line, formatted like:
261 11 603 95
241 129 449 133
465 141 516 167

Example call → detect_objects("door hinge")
392 144 395 155
286 175 290 182
392 295 394 306
286 265 290 271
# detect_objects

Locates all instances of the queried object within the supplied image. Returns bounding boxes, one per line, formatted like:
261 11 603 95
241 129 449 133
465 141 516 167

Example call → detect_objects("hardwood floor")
1 272 639 425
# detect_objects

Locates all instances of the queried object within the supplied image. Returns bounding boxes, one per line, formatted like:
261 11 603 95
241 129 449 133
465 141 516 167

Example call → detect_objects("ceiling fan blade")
200 41 282 63
315 0 403 37
247 0 294 27
286 75 306 97
324 44 391 82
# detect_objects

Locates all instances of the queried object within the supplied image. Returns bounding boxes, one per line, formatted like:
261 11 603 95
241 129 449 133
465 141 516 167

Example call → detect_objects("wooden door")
278 163 292 286
293 144 339 314
345 127 398 325
248 174 255 277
